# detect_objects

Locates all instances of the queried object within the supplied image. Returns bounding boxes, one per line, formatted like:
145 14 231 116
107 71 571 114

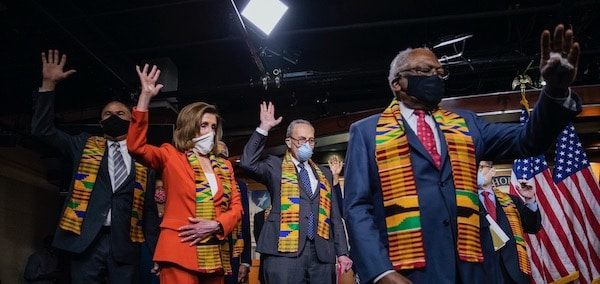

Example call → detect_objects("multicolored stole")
375 99 482 270
188 152 236 274
59 136 148 242
278 151 332 252
230 181 245 258
494 189 531 275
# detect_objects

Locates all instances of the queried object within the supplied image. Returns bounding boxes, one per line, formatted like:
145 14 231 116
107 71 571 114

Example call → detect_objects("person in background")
140 178 166 284
478 161 541 284
343 24 581 284
240 102 352 284
154 179 166 218
31 50 159 284
328 155 344 215
217 141 252 284
128 64 242 284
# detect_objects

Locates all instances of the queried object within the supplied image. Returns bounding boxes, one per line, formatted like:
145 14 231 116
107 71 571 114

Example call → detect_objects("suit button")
443 219 450 226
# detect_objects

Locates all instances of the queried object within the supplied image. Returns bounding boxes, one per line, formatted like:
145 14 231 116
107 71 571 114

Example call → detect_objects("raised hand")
328 155 344 176
40 49 77 91
135 64 164 111
540 24 580 96
258 101 283 132
516 179 536 203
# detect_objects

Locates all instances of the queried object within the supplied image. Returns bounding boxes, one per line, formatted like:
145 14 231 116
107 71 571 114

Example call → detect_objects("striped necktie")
298 162 315 239
111 142 127 189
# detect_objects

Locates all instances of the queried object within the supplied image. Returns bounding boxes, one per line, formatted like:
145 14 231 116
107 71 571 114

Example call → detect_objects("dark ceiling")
1 0 599 155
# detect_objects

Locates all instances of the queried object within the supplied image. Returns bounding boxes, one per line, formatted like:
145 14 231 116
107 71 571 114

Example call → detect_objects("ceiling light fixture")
432 34 473 65
241 0 288 36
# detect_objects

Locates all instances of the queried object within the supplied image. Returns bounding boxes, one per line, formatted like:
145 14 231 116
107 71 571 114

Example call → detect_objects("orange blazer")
128 109 242 272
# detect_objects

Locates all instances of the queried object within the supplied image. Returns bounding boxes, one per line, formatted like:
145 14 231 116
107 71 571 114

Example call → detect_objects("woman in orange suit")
128 64 242 284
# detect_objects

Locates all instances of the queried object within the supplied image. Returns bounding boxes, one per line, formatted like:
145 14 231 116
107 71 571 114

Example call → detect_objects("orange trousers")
160 262 224 284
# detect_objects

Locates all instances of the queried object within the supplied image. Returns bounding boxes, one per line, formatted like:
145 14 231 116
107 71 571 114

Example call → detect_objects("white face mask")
296 142 313 162
192 132 215 155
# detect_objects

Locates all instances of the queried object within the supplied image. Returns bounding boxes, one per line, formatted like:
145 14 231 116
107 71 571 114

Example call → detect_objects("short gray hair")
388 47 437 87
286 119 314 137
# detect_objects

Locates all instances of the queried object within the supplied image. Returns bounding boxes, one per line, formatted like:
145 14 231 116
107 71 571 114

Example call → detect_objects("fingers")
569 42 580 69
51 49 58 65
563 28 573 54
274 116 283 124
552 24 564 53
540 30 551 62
41 49 63 65
188 216 200 223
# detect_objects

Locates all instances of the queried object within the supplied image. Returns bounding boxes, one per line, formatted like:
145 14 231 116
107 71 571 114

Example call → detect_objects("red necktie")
483 191 497 221
414 110 441 169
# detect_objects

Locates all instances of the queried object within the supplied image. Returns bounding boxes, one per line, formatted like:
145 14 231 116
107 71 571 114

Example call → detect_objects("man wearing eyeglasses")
478 161 541 284
344 24 581 284
240 102 353 284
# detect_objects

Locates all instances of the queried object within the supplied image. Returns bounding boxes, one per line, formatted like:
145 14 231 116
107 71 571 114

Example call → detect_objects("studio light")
432 34 473 64
241 0 288 36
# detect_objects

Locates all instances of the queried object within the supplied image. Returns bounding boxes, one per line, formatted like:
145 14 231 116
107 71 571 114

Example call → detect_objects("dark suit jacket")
480 192 542 284
31 92 159 264
240 131 349 263
343 92 580 284
225 180 252 284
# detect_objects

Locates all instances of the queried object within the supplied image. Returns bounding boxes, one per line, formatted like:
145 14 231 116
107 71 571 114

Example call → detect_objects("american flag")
551 123 600 283
509 100 580 283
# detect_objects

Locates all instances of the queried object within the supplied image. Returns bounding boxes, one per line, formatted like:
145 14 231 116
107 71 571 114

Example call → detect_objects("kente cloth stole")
278 151 332 252
230 181 244 258
188 152 235 274
494 189 531 275
375 99 482 270
60 136 147 242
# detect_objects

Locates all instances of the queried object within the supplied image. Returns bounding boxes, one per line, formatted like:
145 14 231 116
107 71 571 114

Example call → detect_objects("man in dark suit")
31 50 159 284
343 24 581 284
478 161 541 284
218 141 252 284
240 102 353 284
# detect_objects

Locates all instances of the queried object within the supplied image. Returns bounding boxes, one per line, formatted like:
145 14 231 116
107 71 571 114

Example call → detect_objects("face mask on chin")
296 142 313 162
192 132 215 155
100 115 130 138
404 75 446 108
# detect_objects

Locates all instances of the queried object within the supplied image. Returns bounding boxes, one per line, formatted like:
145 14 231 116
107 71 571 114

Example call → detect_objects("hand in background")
328 155 344 185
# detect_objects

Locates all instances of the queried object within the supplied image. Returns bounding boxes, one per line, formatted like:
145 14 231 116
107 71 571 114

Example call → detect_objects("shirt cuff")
256 127 268 136
374 270 396 283
545 87 578 111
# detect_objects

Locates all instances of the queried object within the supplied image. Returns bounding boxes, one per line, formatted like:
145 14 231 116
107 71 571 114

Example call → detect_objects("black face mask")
405 75 446 107
100 115 129 137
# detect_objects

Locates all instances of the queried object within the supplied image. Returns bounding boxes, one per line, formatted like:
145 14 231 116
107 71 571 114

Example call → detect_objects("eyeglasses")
288 136 317 145
398 66 449 80
478 164 491 170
